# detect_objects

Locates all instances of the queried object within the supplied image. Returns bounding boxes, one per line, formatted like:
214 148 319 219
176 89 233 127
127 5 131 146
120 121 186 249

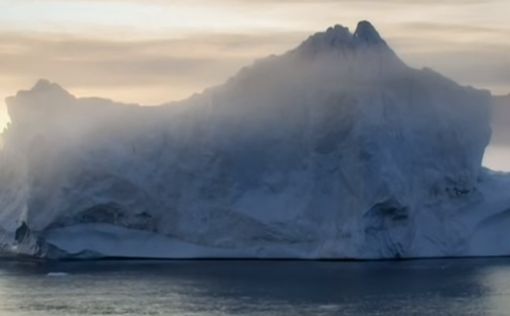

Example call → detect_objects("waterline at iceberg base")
1 21 510 260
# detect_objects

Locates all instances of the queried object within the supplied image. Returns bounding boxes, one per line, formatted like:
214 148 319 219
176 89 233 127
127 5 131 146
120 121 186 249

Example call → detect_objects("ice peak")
353 21 383 44
296 20 389 56
22 79 74 101
6 79 74 120
32 79 66 94
298 24 351 52
324 24 352 42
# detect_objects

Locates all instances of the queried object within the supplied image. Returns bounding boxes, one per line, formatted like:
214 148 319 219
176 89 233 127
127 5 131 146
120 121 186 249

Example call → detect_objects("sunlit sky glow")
0 0 509 131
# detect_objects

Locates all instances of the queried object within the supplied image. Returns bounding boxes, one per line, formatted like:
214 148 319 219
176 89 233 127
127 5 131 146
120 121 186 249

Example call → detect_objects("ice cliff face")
0 21 508 259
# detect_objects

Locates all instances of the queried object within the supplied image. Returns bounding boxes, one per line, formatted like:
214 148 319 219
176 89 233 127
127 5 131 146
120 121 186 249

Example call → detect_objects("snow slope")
0 21 508 259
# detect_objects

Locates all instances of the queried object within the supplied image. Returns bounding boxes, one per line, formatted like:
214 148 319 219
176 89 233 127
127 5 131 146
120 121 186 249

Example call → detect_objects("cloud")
0 0 509 131
0 31 303 106
44 0 498 3
0 18 509 102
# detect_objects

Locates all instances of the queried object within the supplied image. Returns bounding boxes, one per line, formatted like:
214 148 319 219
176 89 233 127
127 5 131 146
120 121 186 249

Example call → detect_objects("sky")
0 0 509 132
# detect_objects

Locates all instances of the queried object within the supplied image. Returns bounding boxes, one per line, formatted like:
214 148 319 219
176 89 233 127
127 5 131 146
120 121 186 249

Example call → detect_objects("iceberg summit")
1 21 510 259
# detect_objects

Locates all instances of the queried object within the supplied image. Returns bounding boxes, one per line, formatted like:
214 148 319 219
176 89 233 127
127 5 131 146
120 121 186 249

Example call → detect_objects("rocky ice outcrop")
0 21 508 259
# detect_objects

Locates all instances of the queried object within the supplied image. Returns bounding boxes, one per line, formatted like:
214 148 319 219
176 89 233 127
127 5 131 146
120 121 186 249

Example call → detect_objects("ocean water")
0 258 510 315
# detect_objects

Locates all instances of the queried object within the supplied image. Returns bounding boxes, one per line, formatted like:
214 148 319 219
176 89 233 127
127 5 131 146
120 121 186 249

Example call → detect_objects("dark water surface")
1 258 510 315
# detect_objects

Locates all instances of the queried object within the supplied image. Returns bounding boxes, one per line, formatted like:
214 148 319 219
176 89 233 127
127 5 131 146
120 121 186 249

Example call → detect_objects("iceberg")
1 21 509 259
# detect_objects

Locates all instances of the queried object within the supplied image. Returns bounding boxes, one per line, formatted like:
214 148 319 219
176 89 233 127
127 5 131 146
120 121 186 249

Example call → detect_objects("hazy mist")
0 0 509 129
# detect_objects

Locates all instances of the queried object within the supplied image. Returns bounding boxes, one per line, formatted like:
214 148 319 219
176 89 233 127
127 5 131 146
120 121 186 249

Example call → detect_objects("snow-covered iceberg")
1 21 509 259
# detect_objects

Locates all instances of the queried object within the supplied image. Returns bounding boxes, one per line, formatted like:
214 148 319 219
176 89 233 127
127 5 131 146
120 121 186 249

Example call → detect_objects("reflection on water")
478 263 510 313
0 258 510 315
